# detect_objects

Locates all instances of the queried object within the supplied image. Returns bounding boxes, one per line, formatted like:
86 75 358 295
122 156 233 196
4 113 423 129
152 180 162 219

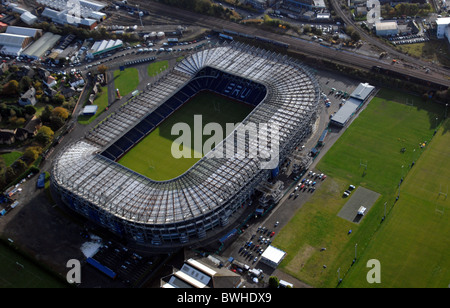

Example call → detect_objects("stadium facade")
51 43 320 249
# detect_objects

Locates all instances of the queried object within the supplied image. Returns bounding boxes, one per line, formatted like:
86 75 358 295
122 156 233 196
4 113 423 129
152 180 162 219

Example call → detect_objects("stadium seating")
99 66 268 162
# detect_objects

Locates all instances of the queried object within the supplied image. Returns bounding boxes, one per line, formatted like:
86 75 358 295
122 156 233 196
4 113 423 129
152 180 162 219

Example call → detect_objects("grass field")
0 241 66 288
273 89 448 287
341 121 450 287
118 91 254 181
1 151 23 166
147 60 168 77
113 67 139 96
395 39 450 67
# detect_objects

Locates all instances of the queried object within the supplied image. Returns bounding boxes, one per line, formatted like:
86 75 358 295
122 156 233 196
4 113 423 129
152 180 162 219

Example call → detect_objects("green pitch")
0 241 66 288
118 91 254 181
113 67 139 96
273 89 448 287
341 118 450 287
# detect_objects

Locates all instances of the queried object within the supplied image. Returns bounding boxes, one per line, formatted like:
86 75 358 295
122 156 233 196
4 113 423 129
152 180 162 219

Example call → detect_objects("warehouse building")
37 0 106 19
86 39 123 58
375 21 398 36
436 17 450 43
5 26 42 39
20 12 38 26
330 82 375 127
160 257 241 288
41 8 98 29
0 33 34 56
21 32 62 60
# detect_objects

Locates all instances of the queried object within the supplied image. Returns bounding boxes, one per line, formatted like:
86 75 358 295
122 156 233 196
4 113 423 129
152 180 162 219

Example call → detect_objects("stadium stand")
51 43 320 249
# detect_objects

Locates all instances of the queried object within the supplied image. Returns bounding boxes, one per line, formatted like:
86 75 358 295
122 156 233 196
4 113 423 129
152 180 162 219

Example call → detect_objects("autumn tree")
2 80 19 95
35 125 54 145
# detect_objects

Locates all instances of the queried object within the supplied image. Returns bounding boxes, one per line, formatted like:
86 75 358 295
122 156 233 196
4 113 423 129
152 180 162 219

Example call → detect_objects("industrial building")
41 8 98 30
5 26 42 39
375 21 399 36
20 12 38 26
245 0 278 11
51 43 320 249
86 39 123 58
161 257 241 288
36 0 106 20
436 17 450 43
21 32 62 60
330 82 375 127
0 33 34 56
284 0 326 10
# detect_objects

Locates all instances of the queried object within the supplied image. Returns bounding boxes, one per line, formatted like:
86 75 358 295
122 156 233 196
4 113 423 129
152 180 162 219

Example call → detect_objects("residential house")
0 129 16 145
18 87 37 106
44 75 57 88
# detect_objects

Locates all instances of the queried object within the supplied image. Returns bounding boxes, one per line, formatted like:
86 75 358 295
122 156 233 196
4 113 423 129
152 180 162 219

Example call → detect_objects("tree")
50 106 70 130
52 93 65 105
2 80 19 95
24 105 37 116
97 65 108 75
268 276 280 288
351 31 361 42
40 105 54 123
22 146 42 164
35 126 54 145
19 76 32 93
53 107 69 119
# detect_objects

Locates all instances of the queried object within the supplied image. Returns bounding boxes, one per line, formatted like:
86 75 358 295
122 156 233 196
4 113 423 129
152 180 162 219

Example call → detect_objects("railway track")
135 1 450 88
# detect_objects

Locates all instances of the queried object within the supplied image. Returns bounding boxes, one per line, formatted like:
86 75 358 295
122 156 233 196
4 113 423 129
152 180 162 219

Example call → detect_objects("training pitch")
272 88 448 287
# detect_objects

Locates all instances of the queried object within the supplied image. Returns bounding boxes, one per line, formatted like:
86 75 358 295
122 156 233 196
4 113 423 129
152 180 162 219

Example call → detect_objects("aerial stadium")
50 43 320 250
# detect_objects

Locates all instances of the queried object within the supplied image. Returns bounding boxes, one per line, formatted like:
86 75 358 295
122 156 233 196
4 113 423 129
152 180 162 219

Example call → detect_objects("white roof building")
41 8 98 28
87 39 123 57
331 82 375 127
375 21 398 36
260 245 286 268
37 0 106 18
436 17 450 40
20 12 38 26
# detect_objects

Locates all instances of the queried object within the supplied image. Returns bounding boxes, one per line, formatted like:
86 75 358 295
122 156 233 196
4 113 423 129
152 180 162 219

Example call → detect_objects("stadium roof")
52 43 320 242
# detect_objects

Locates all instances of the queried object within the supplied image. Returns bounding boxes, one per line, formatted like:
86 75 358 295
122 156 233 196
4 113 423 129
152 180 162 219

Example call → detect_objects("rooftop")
436 17 450 25
375 21 398 30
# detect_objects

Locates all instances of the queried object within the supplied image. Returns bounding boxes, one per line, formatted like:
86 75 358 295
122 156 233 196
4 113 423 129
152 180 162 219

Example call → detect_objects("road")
136 1 450 88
